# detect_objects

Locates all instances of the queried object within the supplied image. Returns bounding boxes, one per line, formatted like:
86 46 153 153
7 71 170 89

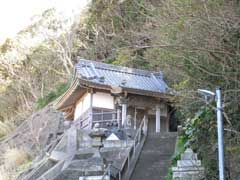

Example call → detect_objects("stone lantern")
172 148 205 180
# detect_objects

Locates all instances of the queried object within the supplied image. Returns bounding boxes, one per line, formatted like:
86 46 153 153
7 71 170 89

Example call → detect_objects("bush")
166 135 188 180
3 148 30 168
0 148 32 180
35 82 69 110
0 121 13 139
0 166 11 180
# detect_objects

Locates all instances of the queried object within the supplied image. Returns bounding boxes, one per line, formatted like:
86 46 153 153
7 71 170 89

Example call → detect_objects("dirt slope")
0 104 65 159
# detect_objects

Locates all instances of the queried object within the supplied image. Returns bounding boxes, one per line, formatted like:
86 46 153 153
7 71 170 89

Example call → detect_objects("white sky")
0 0 89 43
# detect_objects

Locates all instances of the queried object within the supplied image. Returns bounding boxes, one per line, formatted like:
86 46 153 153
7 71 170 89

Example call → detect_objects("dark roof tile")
75 59 168 93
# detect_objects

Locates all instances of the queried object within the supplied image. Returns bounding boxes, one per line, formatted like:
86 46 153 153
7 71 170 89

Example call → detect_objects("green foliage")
35 83 69 110
0 0 240 179
166 136 188 180
78 1 240 177
16 160 33 173
184 107 223 179
0 7 73 129
76 0 154 64
0 121 13 139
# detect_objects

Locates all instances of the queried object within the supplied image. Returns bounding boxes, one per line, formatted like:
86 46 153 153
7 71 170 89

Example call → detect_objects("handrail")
134 118 145 142
73 109 121 129
93 111 117 115
101 164 111 180
101 161 123 180
121 119 145 170
101 116 147 180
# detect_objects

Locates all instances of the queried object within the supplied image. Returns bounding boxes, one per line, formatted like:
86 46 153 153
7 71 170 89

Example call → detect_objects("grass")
0 166 11 180
0 121 14 139
3 148 31 168
0 148 32 180
16 161 33 173
166 135 187 180
35 82 69 110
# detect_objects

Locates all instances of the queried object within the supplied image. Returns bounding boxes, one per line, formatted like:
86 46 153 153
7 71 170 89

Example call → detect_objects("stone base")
173 171 205 180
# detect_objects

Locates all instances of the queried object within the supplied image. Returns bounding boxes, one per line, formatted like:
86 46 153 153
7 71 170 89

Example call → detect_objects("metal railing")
101 116 147 180
92 110 120 127
74 109 121 129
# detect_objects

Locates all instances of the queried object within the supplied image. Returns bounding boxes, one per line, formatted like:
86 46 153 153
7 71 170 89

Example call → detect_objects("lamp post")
198 87 225 180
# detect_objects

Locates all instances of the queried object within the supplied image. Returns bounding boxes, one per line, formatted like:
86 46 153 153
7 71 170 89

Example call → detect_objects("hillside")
0 104 65 179
0 0 240 179
0 104 64 156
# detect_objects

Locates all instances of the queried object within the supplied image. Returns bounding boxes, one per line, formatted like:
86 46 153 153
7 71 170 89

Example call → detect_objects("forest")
0 0 240 179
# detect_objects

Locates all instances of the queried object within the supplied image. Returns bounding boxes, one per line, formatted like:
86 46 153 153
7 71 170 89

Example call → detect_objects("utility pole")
216 87 225 180
198 87 225 180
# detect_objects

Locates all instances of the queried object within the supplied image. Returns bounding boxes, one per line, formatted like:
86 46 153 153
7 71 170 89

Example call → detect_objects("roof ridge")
76 58 162 77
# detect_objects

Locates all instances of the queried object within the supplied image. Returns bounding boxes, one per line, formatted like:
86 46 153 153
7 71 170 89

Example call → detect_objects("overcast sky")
0 0 89 43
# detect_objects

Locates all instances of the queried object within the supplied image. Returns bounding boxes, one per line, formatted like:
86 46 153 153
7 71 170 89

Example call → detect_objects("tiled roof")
75 59 168 94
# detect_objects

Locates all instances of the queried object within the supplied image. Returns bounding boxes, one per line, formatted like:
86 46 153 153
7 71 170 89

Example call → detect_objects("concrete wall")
92 92 114 109
74 92 114 120
74 93 91 120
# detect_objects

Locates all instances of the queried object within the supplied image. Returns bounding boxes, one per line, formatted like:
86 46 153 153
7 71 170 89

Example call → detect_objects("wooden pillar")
117 107 121 129
156 104 161 133
134 107 137 130
122 102 127 127
143 110 148 134
89 91 93 129
166 114 169 132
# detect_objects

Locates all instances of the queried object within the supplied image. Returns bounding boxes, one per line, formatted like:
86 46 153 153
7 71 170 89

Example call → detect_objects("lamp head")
197 89 215 104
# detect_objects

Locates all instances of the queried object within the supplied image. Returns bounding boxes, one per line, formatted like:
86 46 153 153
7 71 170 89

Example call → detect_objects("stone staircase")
130 132 177 180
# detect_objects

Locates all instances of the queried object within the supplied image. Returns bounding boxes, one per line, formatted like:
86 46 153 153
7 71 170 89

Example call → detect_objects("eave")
54 78 85 111
78 78 172 100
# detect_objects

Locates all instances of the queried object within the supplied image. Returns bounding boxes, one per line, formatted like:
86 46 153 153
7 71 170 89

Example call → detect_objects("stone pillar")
63 126 77 169
172 148 205 180
156 104 161 133
121 101 127 127
67 126 77 154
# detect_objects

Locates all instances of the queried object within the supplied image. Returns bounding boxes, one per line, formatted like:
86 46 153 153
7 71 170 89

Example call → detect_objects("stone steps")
130 133 177 180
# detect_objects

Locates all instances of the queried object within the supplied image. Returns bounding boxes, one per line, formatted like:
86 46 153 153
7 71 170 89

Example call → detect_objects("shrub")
35 82 69 110
0 166 11 180
166 135 187 180
3 148 30 169
0 121 13 139
0 148 31 180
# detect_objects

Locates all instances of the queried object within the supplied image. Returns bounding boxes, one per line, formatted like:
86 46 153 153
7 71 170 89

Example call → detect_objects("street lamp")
198 87 225 180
